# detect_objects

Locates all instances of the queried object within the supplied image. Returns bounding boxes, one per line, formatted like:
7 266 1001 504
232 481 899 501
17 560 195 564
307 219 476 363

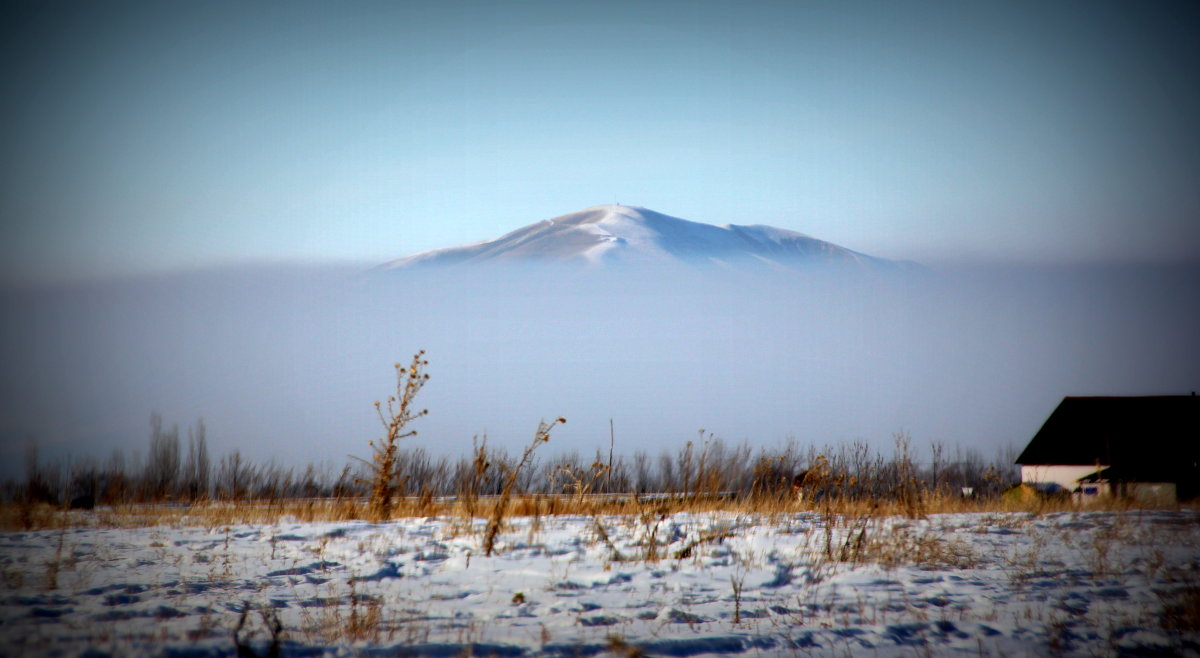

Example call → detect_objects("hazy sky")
3 263 1197 481
3 0 1199 284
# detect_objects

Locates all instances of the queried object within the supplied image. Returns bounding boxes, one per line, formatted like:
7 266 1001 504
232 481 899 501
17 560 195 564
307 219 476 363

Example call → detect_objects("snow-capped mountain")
382 205 915 272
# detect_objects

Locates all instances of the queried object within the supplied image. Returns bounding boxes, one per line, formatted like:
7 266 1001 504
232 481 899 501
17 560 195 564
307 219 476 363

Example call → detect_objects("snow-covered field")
2 509 1198 657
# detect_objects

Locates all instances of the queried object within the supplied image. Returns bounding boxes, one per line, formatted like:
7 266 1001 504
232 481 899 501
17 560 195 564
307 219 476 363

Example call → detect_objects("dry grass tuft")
1161 583 1200 634
872 525 977 569
606 634 645 658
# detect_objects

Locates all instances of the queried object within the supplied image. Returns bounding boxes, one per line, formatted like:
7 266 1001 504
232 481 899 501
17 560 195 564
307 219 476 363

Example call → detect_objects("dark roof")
1016 396 1200 489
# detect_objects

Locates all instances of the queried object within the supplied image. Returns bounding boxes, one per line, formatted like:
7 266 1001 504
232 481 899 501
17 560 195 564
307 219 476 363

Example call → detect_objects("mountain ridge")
381 205 919 272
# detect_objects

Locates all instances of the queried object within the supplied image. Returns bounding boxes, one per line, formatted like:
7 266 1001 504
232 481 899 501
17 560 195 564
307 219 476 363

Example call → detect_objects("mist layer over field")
1 262 1196 480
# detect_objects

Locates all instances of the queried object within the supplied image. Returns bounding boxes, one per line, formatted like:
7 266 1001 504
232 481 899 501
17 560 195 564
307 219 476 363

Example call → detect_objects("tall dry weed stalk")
483 417 564 556
357 351 429 521
454 435 493 530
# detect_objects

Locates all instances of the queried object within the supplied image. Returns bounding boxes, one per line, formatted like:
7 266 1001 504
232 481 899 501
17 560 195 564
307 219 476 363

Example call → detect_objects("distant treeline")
7 415 1019 507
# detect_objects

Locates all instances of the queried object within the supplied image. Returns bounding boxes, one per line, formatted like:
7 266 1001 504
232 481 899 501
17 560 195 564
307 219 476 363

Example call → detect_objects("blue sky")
2 0 1199 479
2 0 1199 284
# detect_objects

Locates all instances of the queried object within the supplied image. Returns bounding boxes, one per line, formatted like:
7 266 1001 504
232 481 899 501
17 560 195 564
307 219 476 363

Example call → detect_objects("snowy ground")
2 509 1198 657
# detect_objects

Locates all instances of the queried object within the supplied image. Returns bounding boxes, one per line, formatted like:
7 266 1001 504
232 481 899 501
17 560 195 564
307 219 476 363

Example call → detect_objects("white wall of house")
1020 464 1107 491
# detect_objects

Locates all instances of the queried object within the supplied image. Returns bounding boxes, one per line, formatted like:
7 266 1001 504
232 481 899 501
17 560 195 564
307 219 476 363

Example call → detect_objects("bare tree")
217 451 254 501
183 419 210 502
24 436 59 504
146 413 180 500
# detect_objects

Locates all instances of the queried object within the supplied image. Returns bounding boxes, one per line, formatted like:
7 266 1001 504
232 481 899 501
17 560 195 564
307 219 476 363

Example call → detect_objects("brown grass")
2 491 1187 532
1160 583 1200 634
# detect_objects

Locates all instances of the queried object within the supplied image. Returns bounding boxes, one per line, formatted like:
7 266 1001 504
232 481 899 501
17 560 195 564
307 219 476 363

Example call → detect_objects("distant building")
1016 395 1199 503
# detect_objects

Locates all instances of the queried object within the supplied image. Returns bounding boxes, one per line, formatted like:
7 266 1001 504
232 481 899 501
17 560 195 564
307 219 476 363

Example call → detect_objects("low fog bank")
1 261 1196 482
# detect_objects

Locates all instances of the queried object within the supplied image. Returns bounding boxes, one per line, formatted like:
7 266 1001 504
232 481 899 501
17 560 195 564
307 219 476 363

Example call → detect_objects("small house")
1016 395 1199 502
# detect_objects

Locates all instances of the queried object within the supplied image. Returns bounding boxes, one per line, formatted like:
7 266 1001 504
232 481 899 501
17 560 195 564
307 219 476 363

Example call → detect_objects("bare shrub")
456 436 492 523
550 457 609 505
357 351 429 522
750 455 792 503
891 432 925 518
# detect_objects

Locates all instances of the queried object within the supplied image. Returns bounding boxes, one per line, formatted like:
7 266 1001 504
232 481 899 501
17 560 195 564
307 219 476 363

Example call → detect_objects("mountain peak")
382 205 911 272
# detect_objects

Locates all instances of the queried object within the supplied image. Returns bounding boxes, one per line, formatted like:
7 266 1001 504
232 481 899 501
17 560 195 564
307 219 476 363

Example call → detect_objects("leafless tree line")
6 416 1018 507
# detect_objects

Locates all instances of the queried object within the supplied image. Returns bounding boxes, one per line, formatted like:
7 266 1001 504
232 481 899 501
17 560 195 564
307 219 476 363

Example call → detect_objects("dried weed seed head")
354 350 432 521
